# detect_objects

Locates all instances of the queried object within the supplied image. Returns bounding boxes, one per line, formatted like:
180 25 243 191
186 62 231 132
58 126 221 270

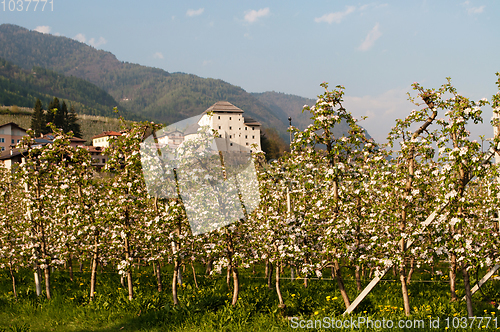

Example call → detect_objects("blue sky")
2 0 500 142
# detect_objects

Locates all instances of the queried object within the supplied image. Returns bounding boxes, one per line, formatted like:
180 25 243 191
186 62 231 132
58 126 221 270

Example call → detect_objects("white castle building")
159 101 261 152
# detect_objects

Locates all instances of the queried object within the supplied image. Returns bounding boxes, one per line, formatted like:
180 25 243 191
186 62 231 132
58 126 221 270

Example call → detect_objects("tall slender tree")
54 101 68 130
67 105 82 138
30 98 45 138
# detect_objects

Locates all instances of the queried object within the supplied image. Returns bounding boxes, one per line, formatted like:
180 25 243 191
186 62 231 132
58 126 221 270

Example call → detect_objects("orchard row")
1 76 500 318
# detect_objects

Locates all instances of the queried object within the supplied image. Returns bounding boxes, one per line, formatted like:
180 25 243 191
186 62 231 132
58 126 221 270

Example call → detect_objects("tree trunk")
34 263 42 297
407 257 415 284
463 265 474 317
44 265 51 300
9 261 17 298
124 232 133 301
156 260 163 292
205 260 212 275
334 260 350 308
276 264 286 311
231 264 239 306
172 260 179 305
400 265 410 316
126 270 133 301
226 265 231 288
355 265 362 291
449 254 458 301
177 266 183 286
267 261 273 289
68 252 73 281
191 262 198 289
89 232 99 301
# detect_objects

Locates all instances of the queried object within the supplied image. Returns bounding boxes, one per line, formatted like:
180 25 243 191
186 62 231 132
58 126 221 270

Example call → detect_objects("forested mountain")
0 57 127 118
0 24 371 141
252 91 367 140
252 91 317 130
0 24 287 136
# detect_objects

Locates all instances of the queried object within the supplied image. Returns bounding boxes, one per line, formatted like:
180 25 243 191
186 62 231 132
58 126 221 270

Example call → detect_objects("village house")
91 131 122 148
0 122 27 152
81 131 122 169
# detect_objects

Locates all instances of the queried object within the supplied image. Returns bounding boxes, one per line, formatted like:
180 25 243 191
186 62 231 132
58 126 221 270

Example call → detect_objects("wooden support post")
343 206 448 315
461 264 500 301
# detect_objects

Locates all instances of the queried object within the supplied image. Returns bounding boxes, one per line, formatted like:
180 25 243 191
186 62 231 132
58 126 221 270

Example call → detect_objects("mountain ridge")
0 23 370 141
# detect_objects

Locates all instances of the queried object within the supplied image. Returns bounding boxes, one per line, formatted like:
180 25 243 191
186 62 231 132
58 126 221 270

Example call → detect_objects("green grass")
0 264 498 331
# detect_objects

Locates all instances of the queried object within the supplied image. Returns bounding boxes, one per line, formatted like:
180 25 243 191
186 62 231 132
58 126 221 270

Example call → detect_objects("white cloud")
74 33 86 43
187 8 204 17
358 23 382 51
54 32 61 36
34 26 51 34
314 6 355 24
89 37 107 48
153 52 164 59
244 8 270 23
463 1 485 14
202 60 212 66
74 34 107 47
468 5 485 14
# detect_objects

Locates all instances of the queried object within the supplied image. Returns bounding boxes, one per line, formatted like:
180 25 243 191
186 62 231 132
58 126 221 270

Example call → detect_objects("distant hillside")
0 24 287 137
252 91 369 140
0 57 128 118
0 107 124 144
252 91 316 130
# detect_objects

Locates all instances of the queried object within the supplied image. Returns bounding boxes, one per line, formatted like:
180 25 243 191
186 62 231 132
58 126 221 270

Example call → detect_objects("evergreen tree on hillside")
31 98 45 137
54 100 68 130
260 128 290 161
44 97 60 133
40 97 81 137
67 105 82 138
